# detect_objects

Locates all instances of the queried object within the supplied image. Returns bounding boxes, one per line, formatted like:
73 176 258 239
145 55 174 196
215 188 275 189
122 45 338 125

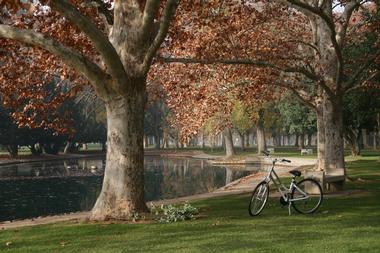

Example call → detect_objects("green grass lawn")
0 156 379 253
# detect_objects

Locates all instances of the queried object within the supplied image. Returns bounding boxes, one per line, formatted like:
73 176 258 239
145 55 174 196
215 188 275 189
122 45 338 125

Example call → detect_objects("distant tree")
231 100 257 151
277 96 317 149
343 89 380 156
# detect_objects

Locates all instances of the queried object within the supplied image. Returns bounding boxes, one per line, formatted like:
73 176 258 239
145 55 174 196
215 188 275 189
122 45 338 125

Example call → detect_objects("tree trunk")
63 141 71 154
162 132 169 149
299 134 305 149
272 134 278 147
294 134 299 147
91 90 148 220
345 129 360 156
154 133 160 149
30 143 42 156
143 136 149 148
223 127 236 157
201 132 205 149
323 97 345 190
377 113 380 150
101 141 107 152
361 129 368 149
245 133 250 148
239 132 245 151
307 133 312 147
316 106 326 171
6 144 18 158
256 125 266 154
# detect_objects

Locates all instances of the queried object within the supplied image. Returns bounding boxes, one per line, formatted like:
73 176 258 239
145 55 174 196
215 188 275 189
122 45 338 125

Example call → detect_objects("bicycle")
248 151 323 216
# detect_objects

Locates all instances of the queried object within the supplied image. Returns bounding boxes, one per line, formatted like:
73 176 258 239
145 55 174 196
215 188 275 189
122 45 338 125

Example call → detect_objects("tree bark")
154 132 161 150
239 132 246 151
245 133 250 148
294 134 299 147
299 134 305 149
256 125 266 155
6 145 18 158
30 143 42 156
223 127 236 157
91 89 148 220
201 132 205 149
143 136 149 148
377 113 380 150
316 105 326 171
307 133 312 147
323 97 345 190
63 141 71 154
101 141 107 152
361 129 368 149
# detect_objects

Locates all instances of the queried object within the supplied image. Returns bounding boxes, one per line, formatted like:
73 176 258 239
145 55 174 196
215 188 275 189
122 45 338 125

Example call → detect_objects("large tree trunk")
256 125 266 155
223 127 236 157
323 97 345 190
91 89 148 220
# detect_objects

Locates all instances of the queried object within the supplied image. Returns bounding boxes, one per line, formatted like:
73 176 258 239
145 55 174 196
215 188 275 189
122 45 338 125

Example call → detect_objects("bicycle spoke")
291 178 323 214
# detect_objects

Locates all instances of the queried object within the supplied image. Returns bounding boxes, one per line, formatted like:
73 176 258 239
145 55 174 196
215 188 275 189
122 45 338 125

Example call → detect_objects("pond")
0 156 261 221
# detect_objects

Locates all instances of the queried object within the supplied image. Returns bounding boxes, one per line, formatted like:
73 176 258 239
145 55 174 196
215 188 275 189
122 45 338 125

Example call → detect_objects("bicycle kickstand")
288 202 292 216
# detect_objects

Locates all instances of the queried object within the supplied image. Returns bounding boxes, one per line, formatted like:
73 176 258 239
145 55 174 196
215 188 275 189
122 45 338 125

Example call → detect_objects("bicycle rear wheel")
291 178 323 214
248 181 269 216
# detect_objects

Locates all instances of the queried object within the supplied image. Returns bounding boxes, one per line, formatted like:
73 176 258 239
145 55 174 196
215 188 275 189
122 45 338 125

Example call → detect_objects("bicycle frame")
262 159 310 214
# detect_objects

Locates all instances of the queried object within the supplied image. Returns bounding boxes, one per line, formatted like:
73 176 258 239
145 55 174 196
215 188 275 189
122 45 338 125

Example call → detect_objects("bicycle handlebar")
262 150 291 164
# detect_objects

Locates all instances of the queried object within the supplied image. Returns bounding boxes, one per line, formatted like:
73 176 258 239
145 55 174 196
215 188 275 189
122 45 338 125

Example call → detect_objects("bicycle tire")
248 181 269 216
291 178 323 214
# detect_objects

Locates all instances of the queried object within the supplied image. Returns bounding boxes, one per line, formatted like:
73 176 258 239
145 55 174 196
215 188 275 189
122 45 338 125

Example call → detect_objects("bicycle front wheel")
291 178 323 214
248 181 269 216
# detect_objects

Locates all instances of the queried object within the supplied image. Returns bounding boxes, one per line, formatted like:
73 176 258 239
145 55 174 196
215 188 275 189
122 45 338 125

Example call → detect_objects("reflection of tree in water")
144 157 164 201
0 176 102 221
0 157 254 220
158 158 227 199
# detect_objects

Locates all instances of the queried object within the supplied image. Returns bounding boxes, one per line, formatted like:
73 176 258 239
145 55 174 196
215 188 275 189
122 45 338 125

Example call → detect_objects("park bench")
305 169 345 192
300 148 313 155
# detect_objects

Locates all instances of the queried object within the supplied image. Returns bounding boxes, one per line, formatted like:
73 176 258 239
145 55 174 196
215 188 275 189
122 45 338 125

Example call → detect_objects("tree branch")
344 51 380 91
346 70 379 93
275 81 317 109
285 0 344 88
82 0 114 25
0 25 111 100
141 0 160 42
336 0 361 46
142 0 180 73
158 56 320 81
51 0 127 86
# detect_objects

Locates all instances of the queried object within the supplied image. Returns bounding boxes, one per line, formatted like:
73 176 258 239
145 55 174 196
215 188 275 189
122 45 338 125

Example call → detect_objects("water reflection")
0 156 258 221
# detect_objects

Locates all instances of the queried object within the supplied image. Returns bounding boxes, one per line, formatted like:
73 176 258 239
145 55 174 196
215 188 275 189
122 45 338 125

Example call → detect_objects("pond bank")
0 150 318 229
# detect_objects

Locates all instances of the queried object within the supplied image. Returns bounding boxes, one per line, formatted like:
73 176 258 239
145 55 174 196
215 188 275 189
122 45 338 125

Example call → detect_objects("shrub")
151 203 199 223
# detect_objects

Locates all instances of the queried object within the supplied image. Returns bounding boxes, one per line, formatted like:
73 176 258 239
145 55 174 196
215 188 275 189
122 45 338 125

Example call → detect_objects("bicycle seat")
289 170 301 177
